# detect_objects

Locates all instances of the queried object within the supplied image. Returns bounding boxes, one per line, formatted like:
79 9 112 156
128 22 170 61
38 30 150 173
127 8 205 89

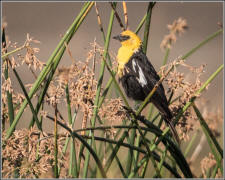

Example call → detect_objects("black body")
119 49 172 120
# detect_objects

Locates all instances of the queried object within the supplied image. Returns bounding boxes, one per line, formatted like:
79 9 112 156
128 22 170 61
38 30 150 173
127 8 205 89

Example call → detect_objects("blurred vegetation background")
2 2 223 178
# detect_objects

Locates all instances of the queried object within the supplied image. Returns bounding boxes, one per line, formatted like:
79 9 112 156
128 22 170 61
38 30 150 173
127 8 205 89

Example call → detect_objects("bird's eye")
121 35 130 41
113 34 130 42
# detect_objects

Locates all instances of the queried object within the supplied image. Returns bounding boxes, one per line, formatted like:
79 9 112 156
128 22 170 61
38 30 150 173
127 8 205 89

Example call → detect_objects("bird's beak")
113 35 130 42
113 35 122 41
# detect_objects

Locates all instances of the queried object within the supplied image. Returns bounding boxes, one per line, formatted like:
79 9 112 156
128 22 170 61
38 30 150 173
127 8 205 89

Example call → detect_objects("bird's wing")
126 52 166 97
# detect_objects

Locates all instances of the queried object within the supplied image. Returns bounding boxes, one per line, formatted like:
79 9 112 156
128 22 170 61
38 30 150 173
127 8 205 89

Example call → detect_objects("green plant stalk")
82 5 115 178
135 120 162 177
151 117 164 145
94 128 109 177
58 135 70 174
135 13 147 34
193 104 223 173
211 162 221 178
69 139 78 177
39 103 44 127
93 131 105 177
206 166 213 178
11 67 42 131
4 62 14 125
58 112 78 175
5 2 93 140
184 131 198 157
35 134 40 161
132 134 141 177
125 128 136 175
2 44 27 60
182 29 223 59
140 157 149 178
128 155 148 178
66 84 78 177
104 131 127 172
54 106 59 178
91 134 99 177
109 143 127 178
72 131 107 178
98 75 114 107
162 48 170 65
142 2 155 54
2 28 15 125
77 141 84 176
157 145 168 173
96 8 113 68
154 146 174 162
147 104 154 120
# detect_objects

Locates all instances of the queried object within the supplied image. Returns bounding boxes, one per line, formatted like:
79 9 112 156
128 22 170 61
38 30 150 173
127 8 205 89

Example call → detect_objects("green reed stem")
182 29 223 59
135 13 147 34
193 104 223 174
2 29 15 125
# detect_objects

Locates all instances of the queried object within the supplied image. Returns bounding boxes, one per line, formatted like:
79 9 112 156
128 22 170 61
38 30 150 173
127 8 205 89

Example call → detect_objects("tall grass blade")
193 104 223 173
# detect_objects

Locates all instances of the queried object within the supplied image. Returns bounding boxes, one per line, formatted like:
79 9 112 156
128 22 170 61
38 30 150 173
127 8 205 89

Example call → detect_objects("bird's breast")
117 47 134 77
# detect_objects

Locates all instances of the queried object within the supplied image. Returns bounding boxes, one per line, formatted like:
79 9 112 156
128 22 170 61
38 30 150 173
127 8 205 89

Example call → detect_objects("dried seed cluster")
160 17 188 50
2 128 68 178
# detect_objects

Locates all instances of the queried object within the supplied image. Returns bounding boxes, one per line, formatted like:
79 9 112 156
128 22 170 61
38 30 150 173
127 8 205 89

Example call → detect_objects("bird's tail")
166 119 180 145
153 101 180 145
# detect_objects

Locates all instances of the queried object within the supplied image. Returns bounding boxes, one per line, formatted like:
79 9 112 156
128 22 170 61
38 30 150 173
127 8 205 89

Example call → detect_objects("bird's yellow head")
113 30 142 77
113 30 142 51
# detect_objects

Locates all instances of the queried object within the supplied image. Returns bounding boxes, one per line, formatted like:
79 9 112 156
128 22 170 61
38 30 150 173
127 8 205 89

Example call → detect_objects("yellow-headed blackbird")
113 30 180 144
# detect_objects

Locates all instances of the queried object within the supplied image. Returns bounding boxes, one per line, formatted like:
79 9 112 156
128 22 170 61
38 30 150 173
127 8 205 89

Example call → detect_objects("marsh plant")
1 2 223 178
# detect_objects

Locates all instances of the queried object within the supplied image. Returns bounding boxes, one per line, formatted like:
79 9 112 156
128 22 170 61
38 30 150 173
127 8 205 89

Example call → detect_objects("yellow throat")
116 30 142 77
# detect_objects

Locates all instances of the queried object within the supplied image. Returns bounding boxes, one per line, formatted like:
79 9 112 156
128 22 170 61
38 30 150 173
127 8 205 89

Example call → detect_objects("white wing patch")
132 60 137 73
137 65 147 87
132 59 147 87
